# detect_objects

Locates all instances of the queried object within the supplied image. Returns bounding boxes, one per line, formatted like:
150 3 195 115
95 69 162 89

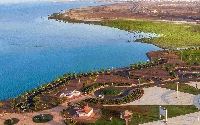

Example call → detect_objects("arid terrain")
65 1 200 23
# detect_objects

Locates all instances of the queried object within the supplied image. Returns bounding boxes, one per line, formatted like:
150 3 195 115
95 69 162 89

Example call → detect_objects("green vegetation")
102 88 122 96
99 20 200 49
162 82 200 95
85 89 143 104
174 49 200 64
32 114 53 123
86 105 198 125
49 13 200 49
83 82 131 94
0 102 3 108
4 118 19 125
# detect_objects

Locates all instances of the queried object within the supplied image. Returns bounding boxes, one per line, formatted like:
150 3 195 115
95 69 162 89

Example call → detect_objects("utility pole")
176 82 179 98
138 78 140 87
181 50 183 61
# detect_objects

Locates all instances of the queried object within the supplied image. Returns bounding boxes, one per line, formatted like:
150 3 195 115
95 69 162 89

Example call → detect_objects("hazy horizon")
0 0 199 4
0 0 50 4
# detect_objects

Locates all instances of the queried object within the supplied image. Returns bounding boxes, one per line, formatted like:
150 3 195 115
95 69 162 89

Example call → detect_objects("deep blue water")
0 1 161 100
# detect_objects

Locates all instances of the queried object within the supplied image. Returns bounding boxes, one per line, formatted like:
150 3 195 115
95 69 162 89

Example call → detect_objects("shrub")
4 118 19 125
33 114 53 123
0 102 3 108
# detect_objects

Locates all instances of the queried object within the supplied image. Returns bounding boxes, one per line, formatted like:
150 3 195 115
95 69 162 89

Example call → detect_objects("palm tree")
101 68 105 74
130 63 135 69
39 85 43 90
95 70 99 75
90 70 94 76
10 98 16 109
73 72 77 79
79 71 83 77
143 62 147 68
33 88 38 94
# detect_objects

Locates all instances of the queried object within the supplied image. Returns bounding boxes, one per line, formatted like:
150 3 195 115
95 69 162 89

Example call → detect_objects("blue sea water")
0 1 161 100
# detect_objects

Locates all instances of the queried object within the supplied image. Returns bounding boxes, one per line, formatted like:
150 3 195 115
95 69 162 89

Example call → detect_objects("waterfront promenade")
1 86 200 125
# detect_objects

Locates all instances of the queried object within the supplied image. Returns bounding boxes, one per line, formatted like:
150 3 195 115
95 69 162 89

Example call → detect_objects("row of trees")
9 66 117 112
130 58 168 70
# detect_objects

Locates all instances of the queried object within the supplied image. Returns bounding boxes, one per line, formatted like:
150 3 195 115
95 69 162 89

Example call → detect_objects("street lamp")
181 50 183 61
138 79 140 87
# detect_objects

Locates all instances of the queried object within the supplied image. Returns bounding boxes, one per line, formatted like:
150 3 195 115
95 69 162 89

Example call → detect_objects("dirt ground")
65 1 200 23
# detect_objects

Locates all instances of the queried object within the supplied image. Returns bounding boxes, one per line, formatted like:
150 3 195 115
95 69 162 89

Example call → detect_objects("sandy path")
0 95 93 125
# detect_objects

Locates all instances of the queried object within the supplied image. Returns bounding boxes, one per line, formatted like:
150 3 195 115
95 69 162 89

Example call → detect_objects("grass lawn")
86 105 198 125
161 82 200 95
102 88 122 96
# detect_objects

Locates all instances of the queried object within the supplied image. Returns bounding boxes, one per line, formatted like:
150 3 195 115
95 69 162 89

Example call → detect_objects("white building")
59 90 80 98
76 106 93 117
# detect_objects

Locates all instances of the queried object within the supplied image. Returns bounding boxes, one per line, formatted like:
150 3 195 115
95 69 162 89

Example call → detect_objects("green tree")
90 70 94 76
101 68 105 74
0 102 3 108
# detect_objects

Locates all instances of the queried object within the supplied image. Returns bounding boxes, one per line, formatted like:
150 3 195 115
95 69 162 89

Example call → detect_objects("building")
59 90 80 98
76 106 93 117
120 110 133 125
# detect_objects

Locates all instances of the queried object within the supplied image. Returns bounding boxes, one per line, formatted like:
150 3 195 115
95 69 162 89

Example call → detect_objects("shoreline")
48 2 200 49
0 1 200 123
1 1 200 107
63 2 200 23
1 48 200 124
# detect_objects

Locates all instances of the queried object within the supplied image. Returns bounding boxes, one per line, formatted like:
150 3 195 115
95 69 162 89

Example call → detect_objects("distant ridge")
52 0 200 2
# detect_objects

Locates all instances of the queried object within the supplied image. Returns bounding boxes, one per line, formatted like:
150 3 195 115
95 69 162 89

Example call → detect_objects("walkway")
0 95 93 125
121 86 200 125
140 111 200 125
105 86 200 125
120 86 195 105
1 86 200 125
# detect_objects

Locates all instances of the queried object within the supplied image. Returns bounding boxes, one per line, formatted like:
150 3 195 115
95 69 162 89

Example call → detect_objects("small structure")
76 106 93 117
159 106 167 123
99 94 104 99
120 110 133 125
59 90 80 98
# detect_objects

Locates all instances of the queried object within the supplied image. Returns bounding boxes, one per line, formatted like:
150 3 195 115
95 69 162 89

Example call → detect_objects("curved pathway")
0 95 93 125
93 86 135 99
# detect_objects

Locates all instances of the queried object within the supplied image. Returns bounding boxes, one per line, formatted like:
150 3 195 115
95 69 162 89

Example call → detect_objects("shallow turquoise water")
0 1 161 100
